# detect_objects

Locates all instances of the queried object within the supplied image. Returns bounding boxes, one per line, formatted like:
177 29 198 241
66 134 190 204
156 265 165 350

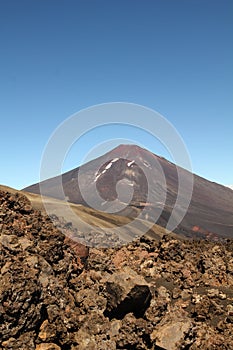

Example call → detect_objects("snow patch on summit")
143 160 151 168
94 158 120 182
105 162 113 170
127 160 135 167
94 168 107 182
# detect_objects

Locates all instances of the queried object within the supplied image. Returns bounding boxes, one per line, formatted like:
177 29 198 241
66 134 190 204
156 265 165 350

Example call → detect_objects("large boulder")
103 267 151 319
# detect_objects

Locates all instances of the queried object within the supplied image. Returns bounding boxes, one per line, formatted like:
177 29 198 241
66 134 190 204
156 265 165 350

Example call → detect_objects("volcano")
24 145 233 240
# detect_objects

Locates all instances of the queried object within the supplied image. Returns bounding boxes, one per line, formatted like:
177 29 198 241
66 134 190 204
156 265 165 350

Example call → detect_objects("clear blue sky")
0 0 232 189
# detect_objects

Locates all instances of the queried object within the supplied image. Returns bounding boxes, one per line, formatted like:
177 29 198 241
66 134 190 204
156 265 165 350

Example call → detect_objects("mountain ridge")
24 144 233 240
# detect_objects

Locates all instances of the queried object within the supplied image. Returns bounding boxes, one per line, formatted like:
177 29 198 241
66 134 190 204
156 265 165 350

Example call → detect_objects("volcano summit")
24 145 233 240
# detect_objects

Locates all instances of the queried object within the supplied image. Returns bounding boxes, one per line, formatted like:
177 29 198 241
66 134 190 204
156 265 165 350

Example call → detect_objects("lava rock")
103 267 152 319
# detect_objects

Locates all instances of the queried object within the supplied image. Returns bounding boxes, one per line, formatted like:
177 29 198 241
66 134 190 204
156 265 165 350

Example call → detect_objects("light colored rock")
0 234 20 250
38 320 56 341
219 291 227 300
192 294 202 304
227 304 233 315
151 311 192 350
141 259 154 269
110 319 122 336
36 343 61 350
207 288 219 298
157 286 170 301
18 236 34 250
74 329 96 348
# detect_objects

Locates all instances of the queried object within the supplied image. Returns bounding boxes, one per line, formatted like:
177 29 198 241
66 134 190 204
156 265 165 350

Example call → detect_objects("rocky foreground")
0 190 233 349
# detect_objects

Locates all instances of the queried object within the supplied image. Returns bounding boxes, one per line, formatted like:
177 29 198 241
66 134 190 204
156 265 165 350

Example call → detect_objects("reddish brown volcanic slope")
24 145 233 239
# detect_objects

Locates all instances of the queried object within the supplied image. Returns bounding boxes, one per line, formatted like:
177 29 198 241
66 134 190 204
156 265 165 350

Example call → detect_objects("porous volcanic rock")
1 190 233 349
103 267 151 319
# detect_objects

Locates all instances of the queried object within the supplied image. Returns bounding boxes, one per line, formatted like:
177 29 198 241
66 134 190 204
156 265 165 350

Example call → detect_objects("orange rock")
64 237 89 258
